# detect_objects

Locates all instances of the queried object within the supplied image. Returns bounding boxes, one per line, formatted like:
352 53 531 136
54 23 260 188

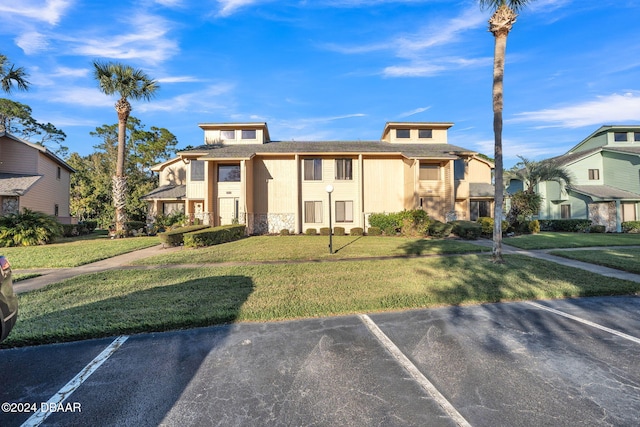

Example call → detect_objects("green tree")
0 54 29 94
93 61 159 234
479 0 536 263
0 208 62 247
505 156 573 194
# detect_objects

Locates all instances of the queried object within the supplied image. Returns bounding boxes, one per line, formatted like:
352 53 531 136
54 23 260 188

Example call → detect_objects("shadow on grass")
0 274 254 426
333 236 363 253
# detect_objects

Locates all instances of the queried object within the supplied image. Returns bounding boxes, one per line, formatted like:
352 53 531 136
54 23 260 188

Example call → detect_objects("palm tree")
0 54 30 94
93 61 159 234
505 156 573 194
479 0 535 263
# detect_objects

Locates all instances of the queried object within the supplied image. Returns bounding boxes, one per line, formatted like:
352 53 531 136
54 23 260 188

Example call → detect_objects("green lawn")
2 235 160 269
550 247 640 275
504 232 640 250
133 235 489 265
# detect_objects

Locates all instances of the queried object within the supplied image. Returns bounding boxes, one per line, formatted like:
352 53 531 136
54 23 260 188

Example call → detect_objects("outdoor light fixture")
326 184 334 254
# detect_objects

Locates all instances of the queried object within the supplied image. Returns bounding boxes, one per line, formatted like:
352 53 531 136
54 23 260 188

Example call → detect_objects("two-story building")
143 122 494 234
0 132 75 224
524 125 640 232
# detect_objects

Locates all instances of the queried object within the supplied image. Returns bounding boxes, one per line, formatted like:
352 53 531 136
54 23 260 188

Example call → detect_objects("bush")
0 208 62 247
368 212 400 235
319 227 331 236
80 220 98 232
589 225 606 233
367 226 382 236
477 217 510 236
622 221 640 233
61 223 90 237
428 220 453 238
528 219 540 234
350 227 364 236
305 228 317 235
369 209 430 236
279 229 290 236
334 227 346 236
451 221 482 240
183 225 246 248
158 224 210 246
538 219 592 232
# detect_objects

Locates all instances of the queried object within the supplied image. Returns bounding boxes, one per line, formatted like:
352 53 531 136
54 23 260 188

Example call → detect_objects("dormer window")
241 130 256 139
614 132 628 142
221 130 235 140
396 129 410 139
419 129 433 139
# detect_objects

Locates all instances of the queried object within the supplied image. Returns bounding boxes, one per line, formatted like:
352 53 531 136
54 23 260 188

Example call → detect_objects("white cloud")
399 107 431 118
47 87 116 107
15 31 50 54
138 83 237 113
156 76 202 83
0 0 72 25
510 92 640 128
216 0 263 17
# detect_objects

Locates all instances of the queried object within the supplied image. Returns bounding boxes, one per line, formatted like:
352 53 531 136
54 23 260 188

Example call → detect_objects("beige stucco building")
143 122 494 234
0 132 75 224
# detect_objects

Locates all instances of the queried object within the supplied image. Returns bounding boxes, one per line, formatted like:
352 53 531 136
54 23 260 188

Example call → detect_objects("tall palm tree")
479 0 535 263
93 61 159 234
0 54 30 94
505 156 573 194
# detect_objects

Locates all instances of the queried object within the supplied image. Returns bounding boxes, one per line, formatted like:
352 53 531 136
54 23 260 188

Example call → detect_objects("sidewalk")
13 240 640 294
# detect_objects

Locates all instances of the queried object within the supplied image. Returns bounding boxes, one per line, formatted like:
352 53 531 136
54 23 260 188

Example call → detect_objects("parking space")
1 296 639 426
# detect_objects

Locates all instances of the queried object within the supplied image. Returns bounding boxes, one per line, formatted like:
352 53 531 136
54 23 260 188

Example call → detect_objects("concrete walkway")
13 239 640 294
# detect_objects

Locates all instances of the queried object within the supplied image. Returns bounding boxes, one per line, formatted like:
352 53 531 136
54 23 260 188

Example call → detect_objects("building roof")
140 184 186 200
178 140 477 161
568 125 640 154
570 185 640 201
0 173 42 196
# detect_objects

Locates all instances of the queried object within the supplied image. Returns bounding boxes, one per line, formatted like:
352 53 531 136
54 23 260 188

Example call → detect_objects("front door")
219 197 239 225
622 203 637 222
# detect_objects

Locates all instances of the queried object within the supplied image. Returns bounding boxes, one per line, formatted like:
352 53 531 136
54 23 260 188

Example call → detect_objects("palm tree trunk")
114 98 131 234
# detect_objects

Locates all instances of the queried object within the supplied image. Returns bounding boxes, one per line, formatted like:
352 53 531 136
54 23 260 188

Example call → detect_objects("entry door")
622 203 637 222
219 197 239 225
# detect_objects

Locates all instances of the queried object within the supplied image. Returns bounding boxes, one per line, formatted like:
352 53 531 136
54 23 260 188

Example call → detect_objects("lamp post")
326 184 334 254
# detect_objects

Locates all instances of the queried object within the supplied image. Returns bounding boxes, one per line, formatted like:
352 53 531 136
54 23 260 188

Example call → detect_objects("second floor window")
304 158 322 180
419 129 433 139
218 164 241 182
588 169 599 180
191 160 205 181
561 204 571 219
221 130 235 140
396 129 410 138
335 159 352 180
635 132 640 142
419 163 440 180
57 167 61 180
241 129 256 139
614 132 628 142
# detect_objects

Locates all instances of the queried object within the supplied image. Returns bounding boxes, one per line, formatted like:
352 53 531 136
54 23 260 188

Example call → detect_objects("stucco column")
616 200 622 233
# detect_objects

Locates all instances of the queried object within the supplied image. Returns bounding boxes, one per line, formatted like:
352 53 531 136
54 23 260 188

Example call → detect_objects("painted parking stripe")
359 314 472 427
526 301 640 345
21 335 129 427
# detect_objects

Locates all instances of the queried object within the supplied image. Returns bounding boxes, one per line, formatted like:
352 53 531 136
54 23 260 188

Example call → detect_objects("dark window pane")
191 160 205 181
218 164 241 182
396 129 410 138
419 129 433 138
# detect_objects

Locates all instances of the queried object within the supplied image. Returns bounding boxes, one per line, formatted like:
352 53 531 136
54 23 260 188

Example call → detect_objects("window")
304 201 322 223
335 159 352 180
470 200 490 221
419 129 433 139
588 169 600 180
218 164 241 182
54 204 59 217
335 201 354 223
396 129 410 138
304 158 322 180
190 160 205 181
561 204 571 219
56 167 61 180
614 132 628 142
635 132 640 142
419 163 440 180
221 130 235 140
241 129 256 139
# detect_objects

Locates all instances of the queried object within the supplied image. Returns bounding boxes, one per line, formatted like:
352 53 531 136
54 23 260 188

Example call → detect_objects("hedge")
334 227 346 236
451 221 482 240
60 223 91 237
159 224 210 246
305 228 317 235
183 224 246 248
622 221 640 233
367 226 382 236
538 219 592 232
428 220 453 238
350 227 364 236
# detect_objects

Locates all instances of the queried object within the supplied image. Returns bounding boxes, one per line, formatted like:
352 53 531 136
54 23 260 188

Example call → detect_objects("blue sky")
1 0 639 168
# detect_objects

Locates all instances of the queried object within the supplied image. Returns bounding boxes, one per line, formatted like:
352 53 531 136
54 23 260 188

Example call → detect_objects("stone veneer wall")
1 197 19 215
588 201 617 232
249 213 295 235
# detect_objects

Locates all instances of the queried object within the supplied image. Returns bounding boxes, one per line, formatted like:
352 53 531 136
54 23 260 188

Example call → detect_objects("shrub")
367 226 382 236
319 227 331 236
368 212 400 235
183 224 246 248
279 229 290 236
451 221 482 240
428 220 453 238
334 226 346 236
477 217 510 236
158 224 210 246
589 224 606 233
350 227 364 236
528 219 540 234
538 219 592 232
61 223 90 237
80 220 98 232
369 209 430 236
622 221 640 233
0 208 62 247
305 228 317 235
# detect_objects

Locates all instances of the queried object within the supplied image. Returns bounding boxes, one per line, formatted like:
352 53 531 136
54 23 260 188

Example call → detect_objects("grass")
133 235 489 265
550 247 640 275
1 235 160 269
4 253 640 348
504 232 640 250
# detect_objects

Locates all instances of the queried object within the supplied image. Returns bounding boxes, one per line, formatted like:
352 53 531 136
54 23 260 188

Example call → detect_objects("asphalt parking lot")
1 295 639 426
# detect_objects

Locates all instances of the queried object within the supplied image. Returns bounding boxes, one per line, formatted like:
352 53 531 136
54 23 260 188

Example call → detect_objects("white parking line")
21 335 129 427
526 301 640 345
358 314 472 427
